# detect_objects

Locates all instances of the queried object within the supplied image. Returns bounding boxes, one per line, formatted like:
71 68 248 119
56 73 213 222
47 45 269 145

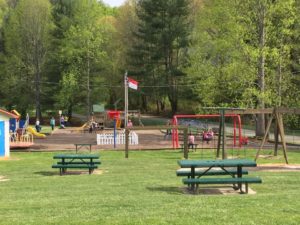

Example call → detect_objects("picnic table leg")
191 166 196 191
62 159 66 174
237 166 242 191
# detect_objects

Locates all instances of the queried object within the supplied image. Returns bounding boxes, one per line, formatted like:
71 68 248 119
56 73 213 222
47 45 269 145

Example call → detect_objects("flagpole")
124 71 128 127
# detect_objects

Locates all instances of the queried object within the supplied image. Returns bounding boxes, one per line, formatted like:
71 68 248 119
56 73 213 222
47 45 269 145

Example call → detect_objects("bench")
52 164 98 175
176 168 248 177
183 177 262 193
57 160 101 165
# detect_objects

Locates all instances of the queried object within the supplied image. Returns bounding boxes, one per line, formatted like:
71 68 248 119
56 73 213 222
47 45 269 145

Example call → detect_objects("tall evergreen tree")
132 0 190 114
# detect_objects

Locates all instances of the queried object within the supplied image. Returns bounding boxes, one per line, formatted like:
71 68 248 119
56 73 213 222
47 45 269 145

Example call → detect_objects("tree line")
0 0 299 130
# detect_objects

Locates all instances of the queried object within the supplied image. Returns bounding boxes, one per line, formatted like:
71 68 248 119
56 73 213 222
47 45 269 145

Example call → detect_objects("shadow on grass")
146 186 183 195
34 171 58 176
35 170 103 176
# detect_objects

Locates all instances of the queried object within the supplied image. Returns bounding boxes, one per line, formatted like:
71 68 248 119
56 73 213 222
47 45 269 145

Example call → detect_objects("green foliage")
187 0 255 108
130 0 191 114
3 0 53 117
187 0 299 126
56 0 108 116
0 0 299 125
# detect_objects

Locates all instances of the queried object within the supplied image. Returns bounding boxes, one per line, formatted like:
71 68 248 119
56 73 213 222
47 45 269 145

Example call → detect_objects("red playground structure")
172 114 243 148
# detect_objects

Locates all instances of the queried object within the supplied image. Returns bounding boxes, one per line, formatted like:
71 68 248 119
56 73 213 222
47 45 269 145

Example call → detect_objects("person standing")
188 132 195 149
164 120 172 140
35 119 41 132
127 119 133 127
50 117 55 131
60 115 65 129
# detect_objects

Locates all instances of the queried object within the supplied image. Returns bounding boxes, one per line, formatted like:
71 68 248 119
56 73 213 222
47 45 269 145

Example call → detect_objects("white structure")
97 131 138 145
0 109 18 158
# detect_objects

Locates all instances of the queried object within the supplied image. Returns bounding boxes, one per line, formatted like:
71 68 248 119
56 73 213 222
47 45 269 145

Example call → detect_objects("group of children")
188 129 214 148
35 115 67 133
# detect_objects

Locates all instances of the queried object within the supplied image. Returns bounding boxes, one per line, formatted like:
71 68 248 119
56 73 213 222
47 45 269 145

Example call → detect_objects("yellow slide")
116 119 121 128
27 127 46 138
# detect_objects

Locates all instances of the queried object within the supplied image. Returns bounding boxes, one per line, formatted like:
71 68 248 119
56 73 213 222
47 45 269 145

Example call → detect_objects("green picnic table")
177 159 262 193
52 154 100 175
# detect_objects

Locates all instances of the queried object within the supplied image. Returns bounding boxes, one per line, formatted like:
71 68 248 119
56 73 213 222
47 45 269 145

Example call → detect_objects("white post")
124 71 128 128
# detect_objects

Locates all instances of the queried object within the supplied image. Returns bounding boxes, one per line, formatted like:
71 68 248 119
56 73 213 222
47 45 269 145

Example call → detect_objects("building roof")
0 108 19 119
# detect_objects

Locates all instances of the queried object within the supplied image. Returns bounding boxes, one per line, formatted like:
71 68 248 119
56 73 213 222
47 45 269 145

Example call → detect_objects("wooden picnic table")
52 154 100 175
74 143 96 153
177 159 261 193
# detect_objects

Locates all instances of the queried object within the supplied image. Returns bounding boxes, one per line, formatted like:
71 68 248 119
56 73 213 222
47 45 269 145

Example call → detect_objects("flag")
128 77 138 90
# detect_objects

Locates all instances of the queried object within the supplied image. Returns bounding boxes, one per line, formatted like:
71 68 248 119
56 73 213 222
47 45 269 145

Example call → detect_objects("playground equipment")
0 109 20 157
226 107 300 164
124 125 188 159
96 110 139 147
27 127 46 138
97 131 138 145
108 110 120 148
8 111 34 149
172 114 244 149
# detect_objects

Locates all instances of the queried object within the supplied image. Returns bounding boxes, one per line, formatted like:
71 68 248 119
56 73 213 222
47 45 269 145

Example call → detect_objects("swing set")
172 114 244 149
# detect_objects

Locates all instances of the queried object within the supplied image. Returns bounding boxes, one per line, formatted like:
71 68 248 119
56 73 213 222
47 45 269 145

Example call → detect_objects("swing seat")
241 137 248 145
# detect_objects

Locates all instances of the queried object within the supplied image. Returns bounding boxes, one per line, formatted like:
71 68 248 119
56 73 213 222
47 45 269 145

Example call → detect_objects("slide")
27 127 46 138
116 119 121 128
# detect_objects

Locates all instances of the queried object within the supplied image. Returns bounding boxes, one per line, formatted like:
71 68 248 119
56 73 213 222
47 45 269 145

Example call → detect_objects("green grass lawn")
0 150 300 225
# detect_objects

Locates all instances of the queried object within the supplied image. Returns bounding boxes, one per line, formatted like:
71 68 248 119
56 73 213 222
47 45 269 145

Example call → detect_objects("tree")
131 0 190 114
187 0 255 109
58 0 107 118
4 0 53 119
239 0 297 136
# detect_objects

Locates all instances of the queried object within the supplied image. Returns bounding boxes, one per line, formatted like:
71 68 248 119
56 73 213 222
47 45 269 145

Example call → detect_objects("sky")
102 0 125 7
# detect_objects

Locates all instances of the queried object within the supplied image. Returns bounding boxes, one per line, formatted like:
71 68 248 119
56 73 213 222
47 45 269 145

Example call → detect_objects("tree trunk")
256 3 266 137
141 95 148 112
156 100 160 115
87 55 90 119
160 100 165 112
67 104 73 124
277 48 282 107
35 59 42 121
168 83 178 115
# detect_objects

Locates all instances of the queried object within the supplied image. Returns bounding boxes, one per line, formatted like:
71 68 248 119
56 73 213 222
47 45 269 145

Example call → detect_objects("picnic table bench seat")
176 168 248 177
52 154 100 175
57 160 101 165
183 177 262 193
52 164 98 175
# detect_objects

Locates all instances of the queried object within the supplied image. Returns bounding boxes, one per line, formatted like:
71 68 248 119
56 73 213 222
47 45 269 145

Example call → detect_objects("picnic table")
52 154 100 175
74 143 96 153
177 159 262 193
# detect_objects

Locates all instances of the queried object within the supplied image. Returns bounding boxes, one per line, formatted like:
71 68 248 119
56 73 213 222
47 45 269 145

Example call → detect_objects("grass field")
0 150 300 225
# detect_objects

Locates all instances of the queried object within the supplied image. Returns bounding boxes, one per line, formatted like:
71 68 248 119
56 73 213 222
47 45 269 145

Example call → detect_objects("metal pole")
221 109 227 159
124 71 128 128
114 118 116 149
183 128 188 159
125 128 129 158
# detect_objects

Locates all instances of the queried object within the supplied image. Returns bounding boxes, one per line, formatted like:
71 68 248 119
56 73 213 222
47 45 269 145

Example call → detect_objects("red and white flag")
128 77 138 90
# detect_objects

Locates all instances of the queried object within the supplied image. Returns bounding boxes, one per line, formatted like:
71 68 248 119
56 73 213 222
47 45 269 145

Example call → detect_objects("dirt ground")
29 127 245 151
11 127 300 171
